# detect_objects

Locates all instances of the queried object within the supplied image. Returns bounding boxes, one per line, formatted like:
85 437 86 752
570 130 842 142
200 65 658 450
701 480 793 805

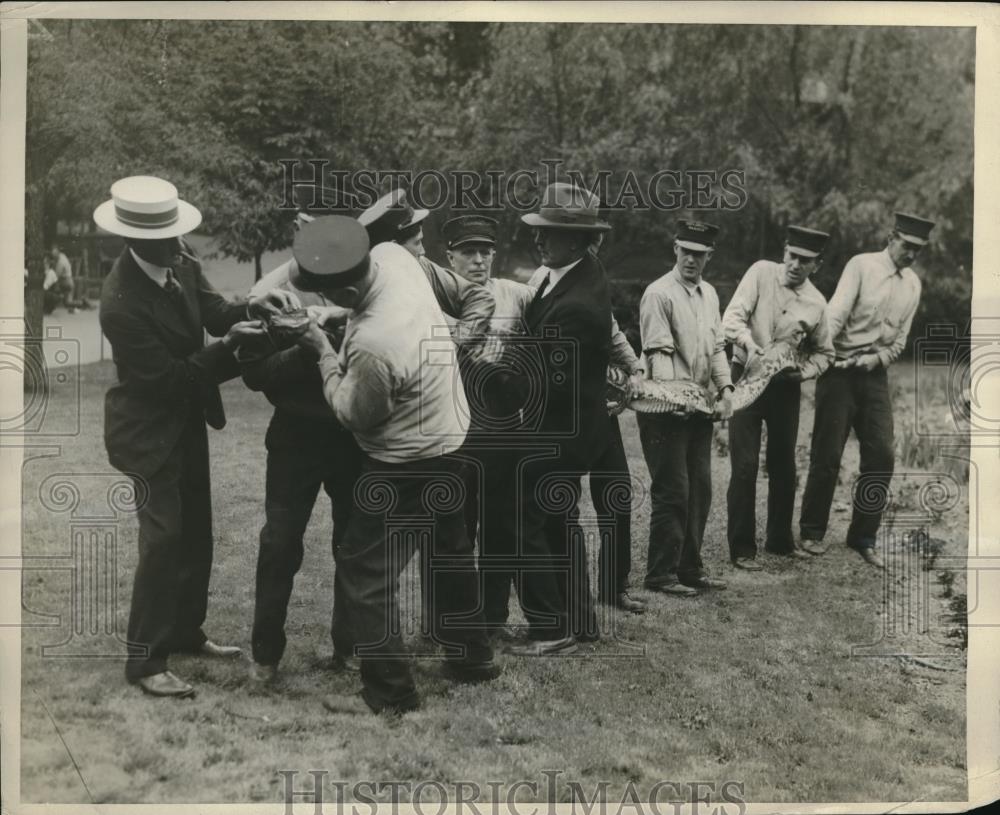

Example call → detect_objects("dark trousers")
591 416 633 599
474 443 525 632
251 410 362 666
125 413 212 680
799 367 895 551
333 452 493 714
638 413 713 586
727 368 801 560
478 446 597 641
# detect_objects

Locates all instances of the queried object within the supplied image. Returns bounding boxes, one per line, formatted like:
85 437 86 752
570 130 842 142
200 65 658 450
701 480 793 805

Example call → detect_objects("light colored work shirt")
317 243 469 463
722 260 834 380
249 259 328 308
825 249 922 368
53 252 73 282
640 266 731 391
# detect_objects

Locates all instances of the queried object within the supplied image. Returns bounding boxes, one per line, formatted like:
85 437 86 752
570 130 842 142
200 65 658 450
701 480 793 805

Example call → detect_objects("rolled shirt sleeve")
710 328 733 391
609 315 642 373
639 287 675 356
799 310 835 380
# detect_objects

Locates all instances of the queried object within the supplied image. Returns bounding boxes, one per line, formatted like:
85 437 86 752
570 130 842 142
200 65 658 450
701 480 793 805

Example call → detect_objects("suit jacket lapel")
119 249 204 346
171 262 204 341
527 256 595 331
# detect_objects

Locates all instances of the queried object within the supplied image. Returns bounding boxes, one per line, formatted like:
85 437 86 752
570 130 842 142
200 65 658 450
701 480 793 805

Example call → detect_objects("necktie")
535 272 552 300
164 268 183 298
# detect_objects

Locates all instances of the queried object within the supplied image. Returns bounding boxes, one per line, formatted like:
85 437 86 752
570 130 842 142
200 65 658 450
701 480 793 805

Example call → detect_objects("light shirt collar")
669 265 702 295
880 247 906 276
130 248 171 288
538 257 583 297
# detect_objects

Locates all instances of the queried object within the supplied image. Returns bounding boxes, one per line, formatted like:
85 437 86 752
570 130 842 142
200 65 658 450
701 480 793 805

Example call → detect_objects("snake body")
612 340 808 420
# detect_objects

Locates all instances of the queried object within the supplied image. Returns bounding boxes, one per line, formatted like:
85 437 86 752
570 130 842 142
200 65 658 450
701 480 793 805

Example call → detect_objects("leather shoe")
644 582 700 597
321 693 372 716
801 539 830 556
442 659 502 683
733 558 763 571
505 637 578 657
327 652 361 673
248 662 278 684
683 575 728 590
199 640 242 658
857 548 886 569
133 671 195 698
602 592 647 614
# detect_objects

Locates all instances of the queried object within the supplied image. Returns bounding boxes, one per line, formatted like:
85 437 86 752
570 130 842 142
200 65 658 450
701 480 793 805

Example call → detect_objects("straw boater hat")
93 176 202 239
521 183 611 232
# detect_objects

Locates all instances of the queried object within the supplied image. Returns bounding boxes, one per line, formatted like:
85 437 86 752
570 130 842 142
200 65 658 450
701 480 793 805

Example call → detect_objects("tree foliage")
26 20 973 333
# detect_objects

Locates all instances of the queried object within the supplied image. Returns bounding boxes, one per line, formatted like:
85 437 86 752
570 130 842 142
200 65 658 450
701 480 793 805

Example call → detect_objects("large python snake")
608 340 808 420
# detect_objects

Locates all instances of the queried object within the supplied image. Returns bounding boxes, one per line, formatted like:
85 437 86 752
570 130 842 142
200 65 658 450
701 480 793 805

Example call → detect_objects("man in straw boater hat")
485 182 616 655
638 219 734 598
799 211 934 568
721 225 835 572
290 216 499 716
95 175 297 698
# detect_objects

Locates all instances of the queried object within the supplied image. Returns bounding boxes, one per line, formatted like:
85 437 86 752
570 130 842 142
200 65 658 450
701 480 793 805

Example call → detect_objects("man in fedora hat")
437 214 647 631
95 175 297 698
638 219 734 597
799 211 933 568
722 225 835 571
485 182 615 655
290 216 499 715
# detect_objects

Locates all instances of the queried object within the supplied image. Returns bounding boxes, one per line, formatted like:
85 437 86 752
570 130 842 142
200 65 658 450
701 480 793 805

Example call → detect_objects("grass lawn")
18 360 967 805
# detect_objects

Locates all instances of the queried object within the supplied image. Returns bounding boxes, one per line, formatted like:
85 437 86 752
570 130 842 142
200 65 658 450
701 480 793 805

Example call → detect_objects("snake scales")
609 340 808 420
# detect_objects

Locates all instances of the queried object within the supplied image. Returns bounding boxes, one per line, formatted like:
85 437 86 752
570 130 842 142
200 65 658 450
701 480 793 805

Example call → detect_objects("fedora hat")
93 176 202 239
521 182 611 232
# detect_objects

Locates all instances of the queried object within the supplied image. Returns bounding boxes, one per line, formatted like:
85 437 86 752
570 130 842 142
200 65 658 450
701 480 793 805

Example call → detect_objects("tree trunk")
24 180 49 396
254 251 263 283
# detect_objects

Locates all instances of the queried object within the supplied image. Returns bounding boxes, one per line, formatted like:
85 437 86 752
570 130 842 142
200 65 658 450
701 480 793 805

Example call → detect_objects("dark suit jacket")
99 248 247 479
498 253 612 468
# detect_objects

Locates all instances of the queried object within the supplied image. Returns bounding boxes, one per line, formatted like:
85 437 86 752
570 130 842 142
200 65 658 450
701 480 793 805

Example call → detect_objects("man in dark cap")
638 219 734 597
799 211 933 568
241 194 496 682
722 225 835 571
290 217 499 715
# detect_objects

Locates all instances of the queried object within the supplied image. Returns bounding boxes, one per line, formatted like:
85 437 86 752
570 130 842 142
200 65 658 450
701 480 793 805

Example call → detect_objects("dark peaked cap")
443 215 498 248
893 212 935 246
675 219 719 251
786 225 830 258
